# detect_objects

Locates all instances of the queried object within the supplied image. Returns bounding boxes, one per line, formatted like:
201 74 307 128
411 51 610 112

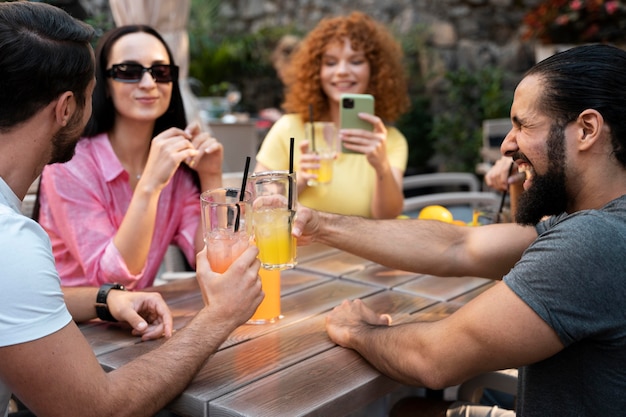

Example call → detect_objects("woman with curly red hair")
254 12 410 218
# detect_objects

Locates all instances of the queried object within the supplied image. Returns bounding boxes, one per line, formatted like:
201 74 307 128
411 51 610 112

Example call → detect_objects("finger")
138 322 167 341
184 121 202 136
120 308 150 335
379 313 392 326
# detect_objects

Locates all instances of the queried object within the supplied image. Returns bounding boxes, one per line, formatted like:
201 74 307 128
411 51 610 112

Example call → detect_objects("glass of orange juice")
247 268 282 324
200 187 251 273
249 171 297 270
304 122 337 186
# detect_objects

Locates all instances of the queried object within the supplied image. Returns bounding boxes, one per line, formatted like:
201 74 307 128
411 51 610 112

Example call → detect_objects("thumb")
120 308 148 332
379 313 392 326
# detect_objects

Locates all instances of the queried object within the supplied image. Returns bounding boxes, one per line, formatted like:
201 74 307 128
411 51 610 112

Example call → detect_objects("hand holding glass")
249 171 297 270
304 122 337 186
201 188 251 273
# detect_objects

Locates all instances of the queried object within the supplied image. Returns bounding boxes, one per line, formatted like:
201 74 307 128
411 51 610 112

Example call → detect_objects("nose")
500 129 517 158
138 70 157 86
335 59 349 74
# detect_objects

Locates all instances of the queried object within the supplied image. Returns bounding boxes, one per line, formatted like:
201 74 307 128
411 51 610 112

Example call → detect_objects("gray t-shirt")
504 195 626 416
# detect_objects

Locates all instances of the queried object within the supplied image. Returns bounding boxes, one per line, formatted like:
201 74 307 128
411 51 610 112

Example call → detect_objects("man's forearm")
105 307 234 417
62 286 98 322
313 213 462 276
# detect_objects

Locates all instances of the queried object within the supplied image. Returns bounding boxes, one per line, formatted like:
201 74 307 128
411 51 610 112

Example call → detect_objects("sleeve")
0 213 71 346
255 115 295 171
385 126 408 172
504 212 626 346
40 164 145 287
169 172 201 269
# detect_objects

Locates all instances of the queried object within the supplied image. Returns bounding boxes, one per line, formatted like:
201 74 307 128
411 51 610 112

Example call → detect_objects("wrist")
95 283 126 322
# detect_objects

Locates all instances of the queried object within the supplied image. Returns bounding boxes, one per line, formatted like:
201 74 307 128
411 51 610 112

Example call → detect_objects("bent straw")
234 156 251 232
288 137 294 210
309 104 316 152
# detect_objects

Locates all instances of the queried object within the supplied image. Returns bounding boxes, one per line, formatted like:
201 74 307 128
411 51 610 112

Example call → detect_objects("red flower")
522 0 626 44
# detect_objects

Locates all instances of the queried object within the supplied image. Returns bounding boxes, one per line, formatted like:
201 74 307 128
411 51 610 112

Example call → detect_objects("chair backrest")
481 118 512 163
402 172 501 221
403 172 481 193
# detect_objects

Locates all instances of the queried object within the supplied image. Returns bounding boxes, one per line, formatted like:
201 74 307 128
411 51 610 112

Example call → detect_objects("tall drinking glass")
248 171 297 271
200 187 251 273
304 122 338 186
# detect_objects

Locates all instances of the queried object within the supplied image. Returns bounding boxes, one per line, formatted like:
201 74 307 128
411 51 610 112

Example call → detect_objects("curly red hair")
282 12 409 124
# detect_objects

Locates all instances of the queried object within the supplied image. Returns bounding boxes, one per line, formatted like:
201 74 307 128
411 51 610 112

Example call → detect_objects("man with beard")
0 3 262 416
291 44 626 416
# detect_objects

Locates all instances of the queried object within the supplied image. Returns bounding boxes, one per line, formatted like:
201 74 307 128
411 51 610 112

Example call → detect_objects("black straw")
309 104 316 152
288 137 294 210
234 156 251 232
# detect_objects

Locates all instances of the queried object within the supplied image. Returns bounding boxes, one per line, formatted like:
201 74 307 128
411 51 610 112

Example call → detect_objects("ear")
54 91 75 127
577 109 603 151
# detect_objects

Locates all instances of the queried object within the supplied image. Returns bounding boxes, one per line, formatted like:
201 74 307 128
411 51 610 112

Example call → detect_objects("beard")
515 123 569 225
48 105 86 164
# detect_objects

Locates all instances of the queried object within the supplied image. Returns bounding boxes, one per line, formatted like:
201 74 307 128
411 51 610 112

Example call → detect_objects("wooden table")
80 244 495 417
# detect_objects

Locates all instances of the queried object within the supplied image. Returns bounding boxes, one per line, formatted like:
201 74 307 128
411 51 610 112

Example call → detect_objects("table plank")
296 243 340 263
393 275 491 301
342 264 422 288
296 251 374 277
281 268 333 296
209 347 402 417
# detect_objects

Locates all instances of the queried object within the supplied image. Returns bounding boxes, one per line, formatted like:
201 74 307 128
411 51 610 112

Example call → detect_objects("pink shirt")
39 133 200 289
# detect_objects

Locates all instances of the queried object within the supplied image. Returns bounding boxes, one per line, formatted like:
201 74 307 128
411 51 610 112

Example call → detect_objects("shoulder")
0 211 70 346
386 125 407 142
270 114 303 132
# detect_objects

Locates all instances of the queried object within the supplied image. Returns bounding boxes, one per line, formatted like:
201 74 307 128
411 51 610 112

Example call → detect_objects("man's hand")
325 299 391 348
195 246 263 327
291 205 322 246
106 290 174 340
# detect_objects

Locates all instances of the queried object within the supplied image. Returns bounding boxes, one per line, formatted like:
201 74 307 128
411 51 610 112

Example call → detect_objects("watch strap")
95 283 126 322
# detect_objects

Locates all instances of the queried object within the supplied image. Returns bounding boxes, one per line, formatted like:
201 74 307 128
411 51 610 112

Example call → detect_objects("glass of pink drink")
201 187 252 273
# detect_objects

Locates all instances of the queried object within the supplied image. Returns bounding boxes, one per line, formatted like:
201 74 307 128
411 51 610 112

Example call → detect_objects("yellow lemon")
417 205 454 223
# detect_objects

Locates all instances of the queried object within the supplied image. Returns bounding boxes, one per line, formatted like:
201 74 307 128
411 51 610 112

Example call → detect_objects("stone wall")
215 0 541 87
81 0 541 87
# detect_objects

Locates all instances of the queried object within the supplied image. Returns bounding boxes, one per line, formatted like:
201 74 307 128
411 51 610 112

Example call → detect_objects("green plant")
429 67 513 172
187 2 302 112
395 25 436 174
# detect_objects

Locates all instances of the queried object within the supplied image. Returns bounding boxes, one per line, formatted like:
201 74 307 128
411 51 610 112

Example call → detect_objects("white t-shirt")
0 177 72 416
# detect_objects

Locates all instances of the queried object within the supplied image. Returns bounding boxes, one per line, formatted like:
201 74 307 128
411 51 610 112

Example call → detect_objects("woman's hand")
141 127 199 191
296 139 320 193
339 112 389 171
184 122 224 182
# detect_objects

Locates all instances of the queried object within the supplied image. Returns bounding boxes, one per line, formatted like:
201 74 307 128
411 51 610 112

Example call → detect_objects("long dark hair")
83 24 187 137
528 44 626 168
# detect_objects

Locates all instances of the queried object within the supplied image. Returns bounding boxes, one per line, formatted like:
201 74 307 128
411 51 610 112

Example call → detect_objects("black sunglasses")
106 63 179 83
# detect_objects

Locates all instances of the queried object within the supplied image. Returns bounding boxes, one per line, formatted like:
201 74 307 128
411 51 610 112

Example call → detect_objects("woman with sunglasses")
37 25 223 290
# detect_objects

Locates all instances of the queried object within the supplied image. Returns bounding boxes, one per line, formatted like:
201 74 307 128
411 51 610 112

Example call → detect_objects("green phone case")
339 93 375 153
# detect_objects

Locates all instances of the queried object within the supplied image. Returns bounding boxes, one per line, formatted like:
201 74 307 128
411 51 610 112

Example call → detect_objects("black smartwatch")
95 283 126 322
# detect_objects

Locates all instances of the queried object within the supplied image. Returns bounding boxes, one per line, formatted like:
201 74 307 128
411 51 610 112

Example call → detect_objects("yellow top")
256 114 408 218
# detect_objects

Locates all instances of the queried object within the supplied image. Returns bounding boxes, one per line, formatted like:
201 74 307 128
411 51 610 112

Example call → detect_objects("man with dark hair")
292 44 626 416
0 3 262 416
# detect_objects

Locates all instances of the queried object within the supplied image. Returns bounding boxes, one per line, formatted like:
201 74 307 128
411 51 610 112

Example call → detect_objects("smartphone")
339 93 375 153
